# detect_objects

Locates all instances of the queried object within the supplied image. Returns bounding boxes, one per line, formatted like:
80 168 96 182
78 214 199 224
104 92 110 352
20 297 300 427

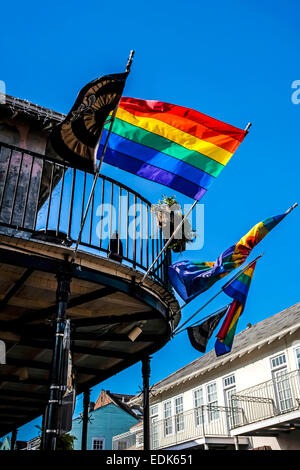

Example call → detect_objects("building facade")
114 302 300 450
71 390 142 450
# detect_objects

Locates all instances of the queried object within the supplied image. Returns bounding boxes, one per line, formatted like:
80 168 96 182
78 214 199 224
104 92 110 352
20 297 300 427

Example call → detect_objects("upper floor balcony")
112 405 249 450
0 140 170 288
230 369 300 436
113 369 300 449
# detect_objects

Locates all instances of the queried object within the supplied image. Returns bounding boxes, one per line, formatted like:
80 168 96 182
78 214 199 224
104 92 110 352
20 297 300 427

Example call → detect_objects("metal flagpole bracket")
140 199 198 285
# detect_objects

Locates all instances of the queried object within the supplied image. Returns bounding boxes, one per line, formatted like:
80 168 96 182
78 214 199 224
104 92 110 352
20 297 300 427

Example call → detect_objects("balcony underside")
230 413 300 437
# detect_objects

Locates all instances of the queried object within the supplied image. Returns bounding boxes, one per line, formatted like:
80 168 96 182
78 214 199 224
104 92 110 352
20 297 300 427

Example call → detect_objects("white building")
113 302 300 450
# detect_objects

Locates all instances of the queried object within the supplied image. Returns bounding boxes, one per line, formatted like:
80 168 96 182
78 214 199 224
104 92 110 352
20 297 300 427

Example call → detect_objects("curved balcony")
0 139 179 438
0 140 170 287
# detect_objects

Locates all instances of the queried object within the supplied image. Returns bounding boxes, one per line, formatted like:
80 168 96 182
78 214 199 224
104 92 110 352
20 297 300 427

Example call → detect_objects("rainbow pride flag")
168 205 296 302
97 97 247 199
215 262 256 356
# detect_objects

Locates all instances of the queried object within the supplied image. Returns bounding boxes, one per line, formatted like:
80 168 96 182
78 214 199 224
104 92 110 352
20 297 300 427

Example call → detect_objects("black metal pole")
40 408 47 450
10 427 17 451
81 389 90 450
43 261 72 451
142 356 151 451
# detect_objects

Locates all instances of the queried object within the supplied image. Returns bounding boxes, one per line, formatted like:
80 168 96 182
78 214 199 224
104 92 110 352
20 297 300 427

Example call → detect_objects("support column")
234 435 239 450
142 355 151 451
81 389 90 450
40 408 46 450
43 261 72 451
10 428 17 451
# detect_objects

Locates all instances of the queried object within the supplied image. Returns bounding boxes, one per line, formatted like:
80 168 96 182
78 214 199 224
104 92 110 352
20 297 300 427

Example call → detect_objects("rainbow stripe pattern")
168 211 289 302
215 263 256 356
97 97 247 199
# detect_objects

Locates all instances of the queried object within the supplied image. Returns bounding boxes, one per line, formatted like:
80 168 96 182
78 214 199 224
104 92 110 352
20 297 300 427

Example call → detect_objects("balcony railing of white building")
112 405 241 450
112 429 143 450
230 369 300 429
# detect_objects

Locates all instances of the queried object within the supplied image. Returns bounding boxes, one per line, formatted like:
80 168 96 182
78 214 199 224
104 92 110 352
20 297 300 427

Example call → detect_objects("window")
118 440 127 450
223 375 237 408
174 396 184 432
151 417 159 449
150 405 158 417
207 383 219 420
193 384 219 423
271 352 293 412
223 374 235 388
151 405 159 449
223 374 239 427
136 432 143 448
163 396 184 436
295 347 300 369
271 353 286 369
193 388 204 426
92 438 105 450
163 400 173 436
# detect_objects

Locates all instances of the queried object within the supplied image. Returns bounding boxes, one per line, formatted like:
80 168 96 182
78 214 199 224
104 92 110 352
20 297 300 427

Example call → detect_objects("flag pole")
173 254 263 335
140 199 198 284
72 50 135 261
188 304 231 329
285 202 298 214
174 200 297 318
174 303 232 336
94 50 135 173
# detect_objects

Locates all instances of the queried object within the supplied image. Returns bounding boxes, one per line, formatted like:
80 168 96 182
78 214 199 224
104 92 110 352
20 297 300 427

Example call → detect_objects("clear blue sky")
1 0 300 441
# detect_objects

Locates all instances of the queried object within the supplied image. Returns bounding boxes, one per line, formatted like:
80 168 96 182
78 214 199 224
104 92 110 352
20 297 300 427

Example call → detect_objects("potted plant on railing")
152 195 196 253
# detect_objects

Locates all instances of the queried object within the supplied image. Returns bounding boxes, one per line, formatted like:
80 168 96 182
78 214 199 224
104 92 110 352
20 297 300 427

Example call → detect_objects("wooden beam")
5 356 108 377
0 410 30 418
72 332 164 342
5 357 51 370
72 310 159 328
0 389 47 400
13 285 117 325
8 338 133 360
0 373 49 386
0 267 34 311
72 344 132 360
0 398 43 409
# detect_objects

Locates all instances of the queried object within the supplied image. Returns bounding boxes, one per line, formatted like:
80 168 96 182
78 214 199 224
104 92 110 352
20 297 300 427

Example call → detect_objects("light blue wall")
0 437 11 450
71 403 138 450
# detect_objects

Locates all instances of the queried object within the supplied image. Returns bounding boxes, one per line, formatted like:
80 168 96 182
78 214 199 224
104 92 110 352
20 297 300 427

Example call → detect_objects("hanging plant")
152 195 196 253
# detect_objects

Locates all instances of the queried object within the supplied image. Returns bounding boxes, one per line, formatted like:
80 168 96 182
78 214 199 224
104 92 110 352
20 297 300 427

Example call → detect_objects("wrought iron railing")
0 141 171 287
231 369 300 428
112 405 241 450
